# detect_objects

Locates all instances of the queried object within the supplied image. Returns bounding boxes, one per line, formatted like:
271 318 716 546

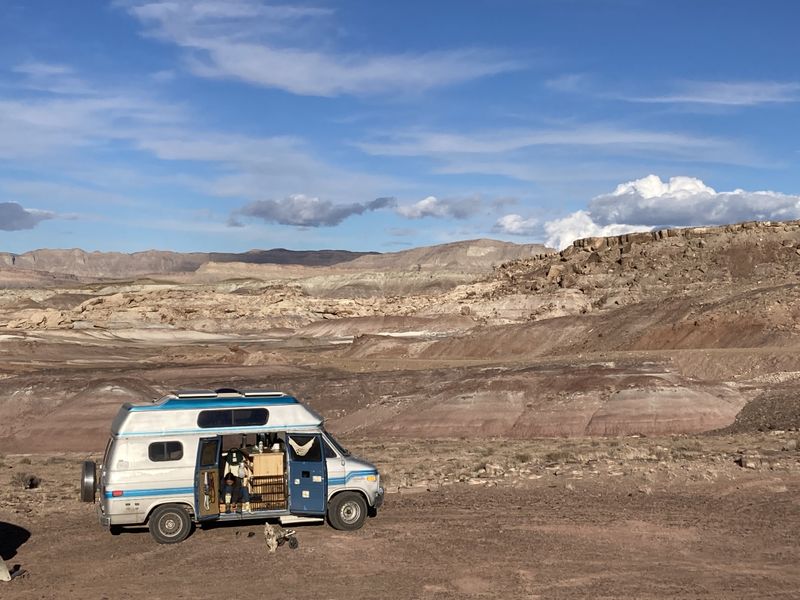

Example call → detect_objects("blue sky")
1 0 799 253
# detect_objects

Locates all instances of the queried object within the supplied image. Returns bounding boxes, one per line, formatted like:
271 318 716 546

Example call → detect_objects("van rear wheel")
327 492 367 531
149 505 192 544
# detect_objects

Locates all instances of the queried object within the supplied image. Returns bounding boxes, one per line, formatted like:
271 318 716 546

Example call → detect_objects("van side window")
287 434 322 462
149 441 183 462
197 409 268 428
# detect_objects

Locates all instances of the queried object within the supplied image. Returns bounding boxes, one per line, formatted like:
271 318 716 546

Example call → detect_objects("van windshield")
323 430 350 457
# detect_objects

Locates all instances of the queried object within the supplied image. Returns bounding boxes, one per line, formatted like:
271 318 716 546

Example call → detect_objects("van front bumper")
374 487 384 509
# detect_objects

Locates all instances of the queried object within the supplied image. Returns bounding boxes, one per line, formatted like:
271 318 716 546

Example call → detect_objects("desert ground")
1 226 800 598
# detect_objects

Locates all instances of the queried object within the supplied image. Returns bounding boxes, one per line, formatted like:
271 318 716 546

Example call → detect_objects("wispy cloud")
0 60 401 221
547 74 800 107
120 0 521 96
356 123 759 178
627 81 800 106
357 125 732 157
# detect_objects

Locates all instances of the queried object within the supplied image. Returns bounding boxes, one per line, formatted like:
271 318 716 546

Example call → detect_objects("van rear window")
197 408 268 428
149 441 183 462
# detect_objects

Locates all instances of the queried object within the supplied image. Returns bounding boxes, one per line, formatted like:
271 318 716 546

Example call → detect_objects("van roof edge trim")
175 390 217 398
173 389 287 399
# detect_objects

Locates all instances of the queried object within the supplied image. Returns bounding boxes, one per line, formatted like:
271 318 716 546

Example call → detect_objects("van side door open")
195 437 220 520
287 433 327 515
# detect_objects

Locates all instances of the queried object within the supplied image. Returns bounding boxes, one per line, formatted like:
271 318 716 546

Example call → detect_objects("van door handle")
302 471 310 478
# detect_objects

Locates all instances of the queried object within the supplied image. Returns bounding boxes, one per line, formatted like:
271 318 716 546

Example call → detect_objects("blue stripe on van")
128 397 299 411
104 487 194 499
328 470 378 486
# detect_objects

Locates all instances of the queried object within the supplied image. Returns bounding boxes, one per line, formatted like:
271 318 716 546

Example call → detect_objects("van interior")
219 432 287 512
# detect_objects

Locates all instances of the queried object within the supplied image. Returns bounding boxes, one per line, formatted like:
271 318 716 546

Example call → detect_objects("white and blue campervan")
80 388 383 543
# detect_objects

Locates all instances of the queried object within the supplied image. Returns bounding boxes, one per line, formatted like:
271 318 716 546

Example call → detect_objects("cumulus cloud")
236 195 395 227
541 174 800 249
544 211 649 250
590 174 800 228
493 214 538 235
0 202 54 231
396 195 481 219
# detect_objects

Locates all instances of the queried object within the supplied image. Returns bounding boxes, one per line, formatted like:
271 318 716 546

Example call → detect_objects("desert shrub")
543 450 579 464
514 452 532 464
18 457 31 465
11 472 41 489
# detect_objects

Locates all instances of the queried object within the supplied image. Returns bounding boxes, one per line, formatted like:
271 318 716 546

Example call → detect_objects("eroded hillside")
1 223 800 446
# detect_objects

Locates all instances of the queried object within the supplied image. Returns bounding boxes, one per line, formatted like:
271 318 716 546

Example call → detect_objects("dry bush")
513 452 532 464
543 449 580 464
11 472 41 489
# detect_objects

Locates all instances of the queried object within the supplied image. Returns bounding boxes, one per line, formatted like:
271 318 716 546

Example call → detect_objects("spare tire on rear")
80 460 97 503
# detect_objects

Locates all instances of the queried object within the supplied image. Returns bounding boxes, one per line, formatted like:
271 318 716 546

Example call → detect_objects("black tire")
288 536 299 549
80 460 96 503
148 505 192 544
327 492 368 531
109 525 124 536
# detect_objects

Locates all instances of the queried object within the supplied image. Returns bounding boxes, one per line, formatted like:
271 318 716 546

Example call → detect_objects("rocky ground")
2 222 800 597
1 432 799 599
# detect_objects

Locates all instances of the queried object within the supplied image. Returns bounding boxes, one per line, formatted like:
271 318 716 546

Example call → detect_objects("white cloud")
121 0 520 97
590 174 800 228
629 81 800 106
493 214 538 235
542 174 800 249
544 210 650 250
396 195 481 219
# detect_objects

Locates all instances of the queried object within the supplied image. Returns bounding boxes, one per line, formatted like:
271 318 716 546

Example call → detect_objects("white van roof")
111 389 323 438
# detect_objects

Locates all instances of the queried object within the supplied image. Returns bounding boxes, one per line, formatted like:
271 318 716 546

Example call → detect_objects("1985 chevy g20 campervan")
79 389 384 543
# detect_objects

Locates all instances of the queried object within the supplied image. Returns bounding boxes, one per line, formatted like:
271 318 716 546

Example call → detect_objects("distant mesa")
0 247 376 279
0 239 551 280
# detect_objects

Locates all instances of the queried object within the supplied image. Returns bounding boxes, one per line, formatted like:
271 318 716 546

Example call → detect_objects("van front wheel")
149 505 192 544
327 492 367 531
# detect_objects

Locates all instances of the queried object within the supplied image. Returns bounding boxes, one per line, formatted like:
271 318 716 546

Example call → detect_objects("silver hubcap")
340 501 361 524
160 513 180 536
